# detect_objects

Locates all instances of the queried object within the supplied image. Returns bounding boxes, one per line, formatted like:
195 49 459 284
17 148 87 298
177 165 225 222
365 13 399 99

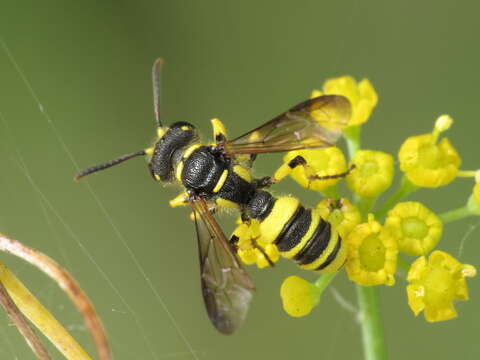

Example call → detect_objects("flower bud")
280 276 320 317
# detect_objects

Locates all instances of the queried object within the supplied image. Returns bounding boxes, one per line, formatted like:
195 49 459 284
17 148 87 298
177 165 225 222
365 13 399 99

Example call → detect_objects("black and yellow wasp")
75 59 351 334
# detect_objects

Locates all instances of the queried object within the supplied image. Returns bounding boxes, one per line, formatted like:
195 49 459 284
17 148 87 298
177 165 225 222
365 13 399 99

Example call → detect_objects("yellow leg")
230 222 250 243
230 220 278 268
211 118 228 143
271 155 311 184
272 162 293 183
169 192 189 208
273 154 351 185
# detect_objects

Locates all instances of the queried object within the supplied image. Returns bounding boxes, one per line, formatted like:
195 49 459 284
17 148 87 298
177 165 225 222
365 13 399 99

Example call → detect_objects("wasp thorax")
181 146 228 195
148 122 198 182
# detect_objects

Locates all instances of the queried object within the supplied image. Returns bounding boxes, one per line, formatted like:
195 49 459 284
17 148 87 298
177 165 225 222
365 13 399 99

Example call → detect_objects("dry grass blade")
0 279 52 359
0 261 92 359
0 233 111 360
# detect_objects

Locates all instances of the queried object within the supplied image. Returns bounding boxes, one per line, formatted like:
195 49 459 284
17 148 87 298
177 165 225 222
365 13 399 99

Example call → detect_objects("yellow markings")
157 127 167 138
213 169 229 193
144 147 154 157
211 118 228 140
300 231 340 272
183 144 202 159
280 209 321 260
216 198 238 209
181 125 190 131
174 144 202 183
233 165 252 182
314 239 347 273
273 162 292 183
259 197 300 244
154 174 161 181
231 222 249 243
175 161 184 182
169 192 189 208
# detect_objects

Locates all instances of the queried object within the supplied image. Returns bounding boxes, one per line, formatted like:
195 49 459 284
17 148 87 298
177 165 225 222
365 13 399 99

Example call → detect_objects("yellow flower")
398 115 461 187
316 197 361 239
385 202 443 256
283 147 347 192
407 251 476 322
346 214 398 286
312 75 378 126
346 150 394 198
280 276 320 317
234 220 280 268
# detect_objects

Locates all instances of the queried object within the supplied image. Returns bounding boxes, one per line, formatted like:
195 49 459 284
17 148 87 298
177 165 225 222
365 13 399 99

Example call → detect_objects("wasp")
75 59 352 334
230 193 348 273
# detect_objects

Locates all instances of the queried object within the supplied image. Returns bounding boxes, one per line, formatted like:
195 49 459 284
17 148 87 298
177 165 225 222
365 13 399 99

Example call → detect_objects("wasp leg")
271 155 355 188
262 155 308 186
306 164 356 181
229 222 250 250
169 192 189 208
211 118 228 143
253 176 274 189
230 221 276 268
251 239 275 267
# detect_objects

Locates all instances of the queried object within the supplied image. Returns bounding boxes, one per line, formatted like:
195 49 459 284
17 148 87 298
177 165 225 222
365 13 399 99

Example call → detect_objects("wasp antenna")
152 58 164 128
74 150 146 181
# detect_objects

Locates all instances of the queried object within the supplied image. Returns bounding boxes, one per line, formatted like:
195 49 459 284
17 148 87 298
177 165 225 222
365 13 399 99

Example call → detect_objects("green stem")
323 184 340 199
345 124 387 360
314 272 337 291
344 125 362 158
312 272 338 306
439 205 474 223
357 196 377 220
356 286 387 360
396 255 411 273
375 176 418 220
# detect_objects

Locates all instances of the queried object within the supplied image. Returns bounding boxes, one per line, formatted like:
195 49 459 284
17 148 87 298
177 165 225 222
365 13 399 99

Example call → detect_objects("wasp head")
148 121 199 182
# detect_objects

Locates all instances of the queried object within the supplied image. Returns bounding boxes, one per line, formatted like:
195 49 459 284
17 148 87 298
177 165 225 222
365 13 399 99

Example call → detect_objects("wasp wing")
191 197 255 334
223 95 351 155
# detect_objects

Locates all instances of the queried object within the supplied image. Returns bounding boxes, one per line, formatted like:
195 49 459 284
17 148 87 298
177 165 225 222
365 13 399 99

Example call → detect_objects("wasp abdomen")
246 191 276 220
293 219 331 265
248 195 347 273
275 206 312 252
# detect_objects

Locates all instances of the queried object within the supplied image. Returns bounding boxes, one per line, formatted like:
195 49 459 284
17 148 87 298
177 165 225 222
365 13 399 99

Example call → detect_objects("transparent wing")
223 95 351 155
191 197 255 334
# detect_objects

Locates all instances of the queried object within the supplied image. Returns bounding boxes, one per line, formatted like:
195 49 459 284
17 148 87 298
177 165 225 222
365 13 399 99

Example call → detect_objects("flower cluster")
247 76 477 323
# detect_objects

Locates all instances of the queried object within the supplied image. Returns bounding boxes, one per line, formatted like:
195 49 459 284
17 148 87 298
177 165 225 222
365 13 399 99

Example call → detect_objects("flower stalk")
344 125 362 157
356 286 387 360
439 205 474 223
344 107 388 360
375 176 418 220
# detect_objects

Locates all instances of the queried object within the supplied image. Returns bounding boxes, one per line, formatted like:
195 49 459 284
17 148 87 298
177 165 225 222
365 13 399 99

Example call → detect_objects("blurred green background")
0 0 479 359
